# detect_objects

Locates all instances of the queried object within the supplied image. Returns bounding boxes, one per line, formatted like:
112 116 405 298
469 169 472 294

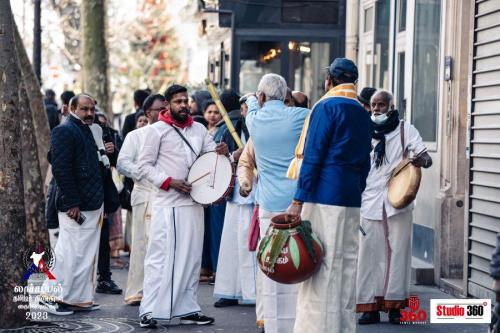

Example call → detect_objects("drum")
187 151 234 205
258 214 324 284
387 158 421 209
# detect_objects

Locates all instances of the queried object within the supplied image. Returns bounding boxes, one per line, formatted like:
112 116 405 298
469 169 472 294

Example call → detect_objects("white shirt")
360 121 427 220
137 121 216 207
117 126 156 206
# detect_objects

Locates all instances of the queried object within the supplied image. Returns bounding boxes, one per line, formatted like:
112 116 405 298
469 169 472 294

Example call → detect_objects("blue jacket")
294 96 372 207
214 115 249 154
50 115 104 212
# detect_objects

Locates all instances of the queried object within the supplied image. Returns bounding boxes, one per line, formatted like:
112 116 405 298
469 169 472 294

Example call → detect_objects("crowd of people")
39 57 432 333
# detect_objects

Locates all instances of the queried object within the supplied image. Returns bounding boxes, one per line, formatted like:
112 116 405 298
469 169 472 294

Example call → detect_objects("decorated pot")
257 213 324 284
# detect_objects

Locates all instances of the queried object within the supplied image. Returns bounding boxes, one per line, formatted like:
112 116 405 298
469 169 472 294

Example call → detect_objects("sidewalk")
5 256 490 332
357 284 489 333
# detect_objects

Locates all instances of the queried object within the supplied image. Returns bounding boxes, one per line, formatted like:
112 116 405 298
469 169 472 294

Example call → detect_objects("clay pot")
257 213 324 284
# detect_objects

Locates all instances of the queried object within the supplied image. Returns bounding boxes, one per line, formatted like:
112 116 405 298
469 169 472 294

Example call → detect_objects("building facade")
355 0 500 300
199 0 500 299
199 0 346 104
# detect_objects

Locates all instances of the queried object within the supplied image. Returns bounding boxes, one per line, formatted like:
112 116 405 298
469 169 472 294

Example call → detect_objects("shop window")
239 41 282 94
364 50 373 87
411 0 441 142
397 52 406 119
364 6 374 33
282 0 340 24
398 0 407 32
288 41 330 103
374 0 390 89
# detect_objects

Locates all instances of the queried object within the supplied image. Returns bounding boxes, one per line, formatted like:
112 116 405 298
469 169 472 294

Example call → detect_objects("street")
4 257 489 333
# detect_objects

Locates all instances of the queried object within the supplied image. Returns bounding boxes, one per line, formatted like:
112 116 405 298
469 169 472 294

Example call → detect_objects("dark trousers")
45 178 59 229
98 217 112 282
208 202 226 272
202 207 212 271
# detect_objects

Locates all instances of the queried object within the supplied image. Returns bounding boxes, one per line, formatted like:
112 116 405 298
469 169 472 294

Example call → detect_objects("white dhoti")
294 203 360 333
140 205 204 320
214 202 257 303
259 208 298 333
356 209 412 312
124 210 132 248
124 200 152 304
43 206 103 306
256 267 264 327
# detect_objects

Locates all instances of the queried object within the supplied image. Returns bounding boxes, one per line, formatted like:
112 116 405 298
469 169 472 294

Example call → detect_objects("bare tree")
15 27 50 182
50 0 81 66
15 28 49 249
81 0 109 114
0 1 29 328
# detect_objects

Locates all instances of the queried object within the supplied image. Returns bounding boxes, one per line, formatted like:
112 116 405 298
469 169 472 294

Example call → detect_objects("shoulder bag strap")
170 124 199 158
400 120 408 159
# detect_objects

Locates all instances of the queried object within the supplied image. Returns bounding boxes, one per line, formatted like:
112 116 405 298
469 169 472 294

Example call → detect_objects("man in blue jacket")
41 94 104 315
287 58 372 333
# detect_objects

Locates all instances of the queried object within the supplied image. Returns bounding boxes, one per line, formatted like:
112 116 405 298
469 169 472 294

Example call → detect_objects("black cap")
327 58 358 82
358 87 377 105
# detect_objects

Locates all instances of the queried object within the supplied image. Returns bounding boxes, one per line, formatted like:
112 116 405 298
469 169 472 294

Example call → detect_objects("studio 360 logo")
400 295 428 324
430 299 491 323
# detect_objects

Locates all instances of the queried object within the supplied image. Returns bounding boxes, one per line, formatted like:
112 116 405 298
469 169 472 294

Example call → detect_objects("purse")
248 204 260 251
387 121 422 209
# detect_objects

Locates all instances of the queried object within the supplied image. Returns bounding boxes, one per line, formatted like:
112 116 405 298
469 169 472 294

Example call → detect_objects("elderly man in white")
356 90 432 325
117 93 165 305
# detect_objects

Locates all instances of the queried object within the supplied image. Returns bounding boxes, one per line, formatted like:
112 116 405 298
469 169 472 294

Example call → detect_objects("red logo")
401 295 427 324
408 295 420 311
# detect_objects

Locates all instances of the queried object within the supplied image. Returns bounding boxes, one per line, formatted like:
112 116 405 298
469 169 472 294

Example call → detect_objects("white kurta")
357 121 426 312
259 208 298 333
42 206 103 306
294 204 359 333
117 125 157 304
137 120 216 320
361 121 426 220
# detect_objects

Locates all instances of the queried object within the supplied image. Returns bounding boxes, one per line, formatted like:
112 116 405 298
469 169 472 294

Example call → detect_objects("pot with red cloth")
257 213 324 284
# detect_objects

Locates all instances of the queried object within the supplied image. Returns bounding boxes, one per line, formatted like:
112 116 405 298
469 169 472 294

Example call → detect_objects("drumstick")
211 154 219 188
190 171 211 185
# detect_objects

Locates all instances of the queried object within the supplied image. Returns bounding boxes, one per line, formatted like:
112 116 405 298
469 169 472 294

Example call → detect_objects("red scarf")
159 109 193 128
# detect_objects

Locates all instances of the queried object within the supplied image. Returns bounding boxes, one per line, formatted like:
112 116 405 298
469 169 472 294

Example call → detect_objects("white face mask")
371 113 389 124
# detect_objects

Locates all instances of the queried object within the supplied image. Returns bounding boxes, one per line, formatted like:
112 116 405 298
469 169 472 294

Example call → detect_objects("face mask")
371 113 388 124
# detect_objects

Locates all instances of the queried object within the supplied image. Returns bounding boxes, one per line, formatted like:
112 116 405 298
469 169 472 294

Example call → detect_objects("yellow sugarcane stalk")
204 78 243 149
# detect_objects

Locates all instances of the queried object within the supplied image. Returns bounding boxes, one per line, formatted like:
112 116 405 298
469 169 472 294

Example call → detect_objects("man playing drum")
137 84 228 328
287 58 372 333
356 90 432 325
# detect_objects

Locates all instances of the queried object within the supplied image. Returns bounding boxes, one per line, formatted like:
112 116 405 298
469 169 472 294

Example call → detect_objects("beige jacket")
237 138 256 192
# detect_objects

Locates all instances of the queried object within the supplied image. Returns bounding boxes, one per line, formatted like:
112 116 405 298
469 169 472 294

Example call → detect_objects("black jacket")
214 110 249 153
50 115 104 212
121 110 140 139
44 99 60 131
